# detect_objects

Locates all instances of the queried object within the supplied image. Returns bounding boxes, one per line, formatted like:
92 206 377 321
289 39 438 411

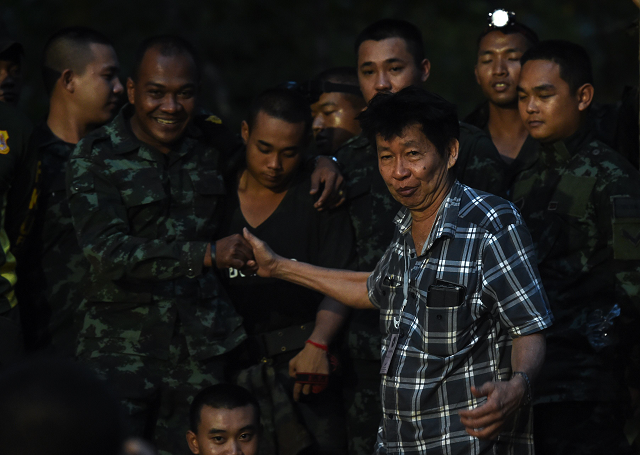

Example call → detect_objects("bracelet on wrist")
306 339 329 352
512 371 532 407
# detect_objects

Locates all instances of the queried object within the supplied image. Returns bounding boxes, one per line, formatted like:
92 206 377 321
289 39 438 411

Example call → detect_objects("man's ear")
126 77 136 105
61 69 74 93
186 430 200 454
576 83 594 112
447 138 459 169
241 120 250 145
419 58 431 83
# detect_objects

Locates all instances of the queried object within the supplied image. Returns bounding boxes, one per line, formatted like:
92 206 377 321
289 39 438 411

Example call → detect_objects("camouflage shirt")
0 102 34 313
66 105 245 361
336 127 505 360
509 126 640 402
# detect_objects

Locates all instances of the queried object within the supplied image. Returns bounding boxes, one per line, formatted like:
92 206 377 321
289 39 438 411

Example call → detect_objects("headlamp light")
488 9 515 28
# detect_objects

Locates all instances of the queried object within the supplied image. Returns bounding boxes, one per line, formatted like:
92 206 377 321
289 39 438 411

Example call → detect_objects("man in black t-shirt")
221 88 356 455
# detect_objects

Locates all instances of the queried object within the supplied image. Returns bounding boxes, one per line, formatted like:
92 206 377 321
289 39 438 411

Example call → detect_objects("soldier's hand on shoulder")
310 156 345 211
214 234 256 273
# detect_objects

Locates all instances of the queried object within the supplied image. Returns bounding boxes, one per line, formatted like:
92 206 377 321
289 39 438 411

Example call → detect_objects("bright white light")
491 10 510 27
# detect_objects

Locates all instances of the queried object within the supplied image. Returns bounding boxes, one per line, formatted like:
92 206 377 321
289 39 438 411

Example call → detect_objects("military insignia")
205 115 222 124
0 130 9 154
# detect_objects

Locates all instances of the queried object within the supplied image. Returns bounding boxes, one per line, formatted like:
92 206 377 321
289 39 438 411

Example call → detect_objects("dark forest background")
2 0 638 129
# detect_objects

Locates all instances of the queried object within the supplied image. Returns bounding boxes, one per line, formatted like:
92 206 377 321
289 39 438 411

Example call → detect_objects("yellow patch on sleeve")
0 131 9 154
205 115 222 125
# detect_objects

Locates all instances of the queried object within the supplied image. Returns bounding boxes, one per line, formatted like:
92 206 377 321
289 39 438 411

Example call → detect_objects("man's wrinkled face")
0 53 22 105
357 37 430 103
127 46 198 154
377 123 457 212
186 405 259 455
311 91 362 154
73 43 123 127
517 59 584 143
475 31 530 107
241 110 306 192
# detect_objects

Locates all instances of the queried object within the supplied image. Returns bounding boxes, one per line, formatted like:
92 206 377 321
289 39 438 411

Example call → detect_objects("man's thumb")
242 227 257 245
471 382 494 398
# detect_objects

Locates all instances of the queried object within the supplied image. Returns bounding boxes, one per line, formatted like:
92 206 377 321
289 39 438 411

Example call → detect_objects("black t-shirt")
219 170 357 336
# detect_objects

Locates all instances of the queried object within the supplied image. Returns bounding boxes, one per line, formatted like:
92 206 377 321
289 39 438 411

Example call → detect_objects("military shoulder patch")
205 115 222 125
0 130 9 154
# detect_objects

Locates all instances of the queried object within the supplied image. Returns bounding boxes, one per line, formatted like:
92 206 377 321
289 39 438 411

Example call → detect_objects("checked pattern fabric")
367 181 553 455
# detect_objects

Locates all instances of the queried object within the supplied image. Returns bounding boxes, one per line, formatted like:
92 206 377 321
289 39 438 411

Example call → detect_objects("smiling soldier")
66 35 258 455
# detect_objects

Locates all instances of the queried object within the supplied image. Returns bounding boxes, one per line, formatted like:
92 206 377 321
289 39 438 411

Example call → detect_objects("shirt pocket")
418 287 476 358
189 169 226 220
119 169 168 237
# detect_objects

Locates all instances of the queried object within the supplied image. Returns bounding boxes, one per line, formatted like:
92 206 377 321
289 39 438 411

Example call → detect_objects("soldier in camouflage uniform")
0 101 34 370
66 36 255 455
334 19 507 455
16 27 124 355
514 40 640 455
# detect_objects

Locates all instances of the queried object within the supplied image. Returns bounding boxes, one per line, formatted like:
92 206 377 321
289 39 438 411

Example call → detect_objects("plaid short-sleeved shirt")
367 181 553 455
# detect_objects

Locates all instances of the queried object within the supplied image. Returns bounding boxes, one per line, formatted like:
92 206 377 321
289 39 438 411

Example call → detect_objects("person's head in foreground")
0 359 124 455
357 86 459 213
517 40 594 144
186 384 261 455
0 32 23 105
241 87 312 192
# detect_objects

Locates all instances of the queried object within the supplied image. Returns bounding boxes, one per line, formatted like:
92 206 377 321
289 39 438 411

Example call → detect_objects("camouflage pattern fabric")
508 127 640 452
67 105 246 454
335 127 504 455
15 123 87 355
78 320 226 455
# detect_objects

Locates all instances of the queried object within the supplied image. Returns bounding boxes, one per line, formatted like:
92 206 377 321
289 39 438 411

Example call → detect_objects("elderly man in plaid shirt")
244 86 553 455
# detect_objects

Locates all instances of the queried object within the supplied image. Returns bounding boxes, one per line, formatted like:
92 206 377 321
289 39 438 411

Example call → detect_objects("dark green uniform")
335 126 505 455
15 123 88 355
66 105 245 455
508 127 640 455
0 102 34 369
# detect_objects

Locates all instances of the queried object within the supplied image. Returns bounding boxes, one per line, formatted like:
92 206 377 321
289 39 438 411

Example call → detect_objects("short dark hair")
354 19 425 67
246 87 312 136
42 26 113 95
477 23 539 48
189 384 260 433
358 85 459 159
131 35 201 82
314 66 360 87
0 359 123 455
521 40 593 94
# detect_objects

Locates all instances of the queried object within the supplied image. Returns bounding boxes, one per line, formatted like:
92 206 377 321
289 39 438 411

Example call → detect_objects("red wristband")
306 340 329 352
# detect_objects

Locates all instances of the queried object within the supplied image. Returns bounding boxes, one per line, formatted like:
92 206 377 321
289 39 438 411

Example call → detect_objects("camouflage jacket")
0 102 34 313
66 105 245 360
336 126 505 360
509 127 640 402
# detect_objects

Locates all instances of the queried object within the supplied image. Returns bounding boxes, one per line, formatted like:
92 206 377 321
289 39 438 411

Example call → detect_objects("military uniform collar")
543 123 591 164
339 133 370 151
394 180 460 256
33 121 75 153
110 104 203 157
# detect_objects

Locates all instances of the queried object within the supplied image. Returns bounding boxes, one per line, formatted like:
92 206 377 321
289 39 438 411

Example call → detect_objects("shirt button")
186 268 195 278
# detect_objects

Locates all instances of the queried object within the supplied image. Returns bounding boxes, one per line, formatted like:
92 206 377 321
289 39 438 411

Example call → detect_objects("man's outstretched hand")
458 378 526 440
310 156 345 210
242 228 281 277
214 234 258 274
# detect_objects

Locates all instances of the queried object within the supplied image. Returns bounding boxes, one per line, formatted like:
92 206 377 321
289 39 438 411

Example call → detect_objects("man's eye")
239 432 254 441
148 90 162 97
480 59 492 64
180 90 194 98
212 436 225 444
518 94 527 101
390 66 403 72
360 69 374 76
323 110 337 116
258 148 270 154
379 154 392 161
